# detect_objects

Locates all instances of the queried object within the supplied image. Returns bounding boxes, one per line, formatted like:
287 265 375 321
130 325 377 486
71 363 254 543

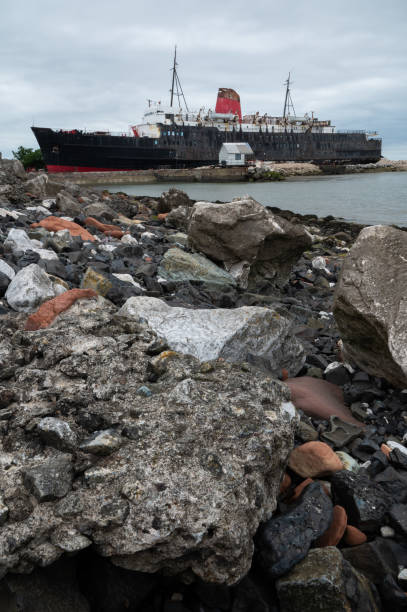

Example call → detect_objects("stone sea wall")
0 158 406 610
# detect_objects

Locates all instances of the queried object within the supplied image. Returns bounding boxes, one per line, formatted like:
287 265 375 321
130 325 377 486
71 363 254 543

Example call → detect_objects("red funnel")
215 88 242 121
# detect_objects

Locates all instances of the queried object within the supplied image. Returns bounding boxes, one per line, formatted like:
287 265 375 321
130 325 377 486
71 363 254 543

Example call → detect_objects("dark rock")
321 415 364 448
342 538 400 584
43 258 68 279
331 470 391 532
374 466 407 502
79 429 122 455
194 580 230 610
389 503 407 536
379 575 407 612
231 576 270 612
276 547 379 612
158 188 192 214
22 455 73 501
324 362 351 385
0 271 10 297
256 482 333 577
390 448 407 470
37 417 78 451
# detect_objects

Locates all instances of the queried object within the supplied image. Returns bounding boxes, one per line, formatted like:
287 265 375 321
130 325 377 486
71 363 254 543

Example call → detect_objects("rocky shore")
0 157 407 611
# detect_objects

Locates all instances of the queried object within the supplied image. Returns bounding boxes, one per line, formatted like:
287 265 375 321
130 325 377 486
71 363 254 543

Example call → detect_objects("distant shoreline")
27 158 406 186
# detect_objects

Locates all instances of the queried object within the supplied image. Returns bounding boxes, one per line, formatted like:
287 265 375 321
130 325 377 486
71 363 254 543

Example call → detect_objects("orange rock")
84 216 123 235
315 505 347 547
279 473 292 497
103 229 124 238
281 368 289 381
288 441 344 478
285 376 364 425
380 443 391 458
31 216 95 242
343 525 368 546
287 477 313 503
25 289 98 331
157 213 168 221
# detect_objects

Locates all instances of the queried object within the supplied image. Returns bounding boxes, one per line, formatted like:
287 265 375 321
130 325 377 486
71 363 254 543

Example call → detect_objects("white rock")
26 206 51 216
121 234 139 246
311 256 328 271
0 208 21 220
0 259 15 280
380 526 395 538
112 274 143 291
3 228 58 261
141 231 156 240
5 264 56 312
336 451 360 472
386 440 407 456
99 244 117 253
119 296 305 377
41 199 55 209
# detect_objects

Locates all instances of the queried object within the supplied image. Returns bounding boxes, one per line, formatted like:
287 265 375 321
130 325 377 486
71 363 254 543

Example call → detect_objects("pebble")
343 525 367 546
79 429 122 455
288 441 344 478
380 525 396 538
335 451 360 472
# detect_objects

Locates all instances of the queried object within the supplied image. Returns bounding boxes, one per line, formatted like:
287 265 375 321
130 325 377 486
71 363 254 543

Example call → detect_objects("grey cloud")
1 0 406 158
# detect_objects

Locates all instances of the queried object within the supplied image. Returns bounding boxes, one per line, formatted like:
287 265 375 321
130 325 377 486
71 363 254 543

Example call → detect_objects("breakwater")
45 158 407 186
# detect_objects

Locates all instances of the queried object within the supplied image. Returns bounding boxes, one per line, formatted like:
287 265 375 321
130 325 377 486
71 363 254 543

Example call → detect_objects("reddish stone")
380 443 391 458
31 216 95 242
103 229 124 239
279 473 292 497
25 289 98 331
281 368 289 381
285 376 363 425
287 477 313 503
84 216 123 236
157 213 168 221
315 505 347 547
343 525 368 546
288 441 344 478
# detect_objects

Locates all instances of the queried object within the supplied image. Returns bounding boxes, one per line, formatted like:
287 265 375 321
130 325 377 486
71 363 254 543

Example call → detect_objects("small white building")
219 143 254 166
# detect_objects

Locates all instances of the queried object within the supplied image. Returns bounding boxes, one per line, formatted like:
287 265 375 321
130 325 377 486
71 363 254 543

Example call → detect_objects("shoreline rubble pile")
0 157 407 611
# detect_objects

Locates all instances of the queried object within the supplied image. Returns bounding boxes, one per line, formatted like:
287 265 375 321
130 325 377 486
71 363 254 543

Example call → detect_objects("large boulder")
118 296 305 377
157 188 192 214
0 309 297 584
158 246 237 287
5 263 56 312
333 225 407 388
188 197 312 288
3 228 59 261
25 174 64 198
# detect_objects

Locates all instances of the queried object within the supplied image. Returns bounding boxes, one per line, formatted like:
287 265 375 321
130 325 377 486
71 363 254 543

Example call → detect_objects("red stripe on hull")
47 165 132 173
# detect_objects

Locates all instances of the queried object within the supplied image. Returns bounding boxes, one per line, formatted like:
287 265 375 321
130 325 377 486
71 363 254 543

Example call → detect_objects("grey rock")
0 309 297 583
25 174 64 198
321 415 364 448
0 498 8 526
188 197 312 288
37 417 78 451
5 264 56 312
333 225 407 388
158 188 192 214
342 538 401 585
3 228 58 261
276 547 380 612
158 247 236 286
256 482 333 577
331 470 391 532
165 205 191 231
389 503 407 536
79 429 122 455
83 201 117 221
55 190 81 216
49 229 74 252
0 259 16 280
167 231 189 247
22 455 73 502
119 296 305 377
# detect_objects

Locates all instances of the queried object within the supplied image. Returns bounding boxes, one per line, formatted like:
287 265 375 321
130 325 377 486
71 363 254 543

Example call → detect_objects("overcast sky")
1 0 406 159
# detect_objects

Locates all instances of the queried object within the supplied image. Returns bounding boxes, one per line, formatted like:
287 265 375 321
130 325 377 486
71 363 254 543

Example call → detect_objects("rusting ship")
32 51 382 173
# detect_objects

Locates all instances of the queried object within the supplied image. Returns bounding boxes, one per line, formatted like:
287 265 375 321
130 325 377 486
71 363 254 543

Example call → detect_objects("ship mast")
169 46 189 112
283 72 296 120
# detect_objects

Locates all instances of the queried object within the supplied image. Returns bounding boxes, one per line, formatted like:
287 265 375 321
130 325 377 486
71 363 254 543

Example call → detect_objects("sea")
95 171 407 227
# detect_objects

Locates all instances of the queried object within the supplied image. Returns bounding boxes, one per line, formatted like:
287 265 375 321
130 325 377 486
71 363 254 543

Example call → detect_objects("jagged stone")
158 247 236 286
276 547 380 611
158 188 192 214
334 225 407 388
3 228 59 261
0 309 297 583
55 190 82 216
5 263 56 312
188 197 312 288
119 296 305 377
37 417 78 451
256 482 333 577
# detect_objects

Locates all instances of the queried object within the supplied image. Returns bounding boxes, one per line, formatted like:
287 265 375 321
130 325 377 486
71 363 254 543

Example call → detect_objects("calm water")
95 171 407 226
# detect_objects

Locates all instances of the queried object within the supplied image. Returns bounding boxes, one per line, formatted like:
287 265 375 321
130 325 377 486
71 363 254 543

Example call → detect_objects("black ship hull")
32 125 382 172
